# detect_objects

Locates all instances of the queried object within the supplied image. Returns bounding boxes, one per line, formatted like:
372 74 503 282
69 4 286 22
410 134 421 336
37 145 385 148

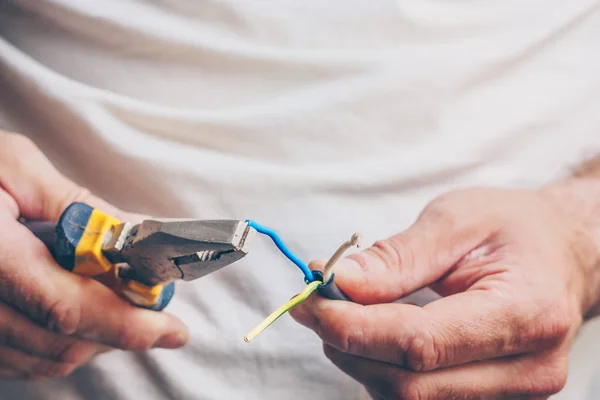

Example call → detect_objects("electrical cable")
242 222 362 343
244 280 321 343
246 220 315 282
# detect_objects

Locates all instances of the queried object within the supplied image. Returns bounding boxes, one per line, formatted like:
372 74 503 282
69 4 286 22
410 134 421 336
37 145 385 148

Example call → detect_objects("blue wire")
246 220 315 282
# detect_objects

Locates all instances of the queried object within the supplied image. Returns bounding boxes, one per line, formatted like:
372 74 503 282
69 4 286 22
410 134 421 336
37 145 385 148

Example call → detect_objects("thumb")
328 209 484 304
0 133 130 222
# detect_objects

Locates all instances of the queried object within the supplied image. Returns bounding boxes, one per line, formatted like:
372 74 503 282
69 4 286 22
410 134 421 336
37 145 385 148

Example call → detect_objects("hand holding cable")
0 132 189 380
243 221 361 342
290 178 600 400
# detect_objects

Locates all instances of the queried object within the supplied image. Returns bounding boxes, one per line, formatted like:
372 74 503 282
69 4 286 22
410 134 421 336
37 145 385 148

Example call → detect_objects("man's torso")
1 1 599 399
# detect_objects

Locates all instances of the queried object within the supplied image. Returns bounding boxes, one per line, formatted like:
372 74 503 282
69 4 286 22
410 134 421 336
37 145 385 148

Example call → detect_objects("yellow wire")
244 281 322 343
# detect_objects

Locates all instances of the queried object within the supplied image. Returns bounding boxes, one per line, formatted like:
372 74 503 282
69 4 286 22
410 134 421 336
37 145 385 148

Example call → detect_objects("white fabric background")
0 1 599 399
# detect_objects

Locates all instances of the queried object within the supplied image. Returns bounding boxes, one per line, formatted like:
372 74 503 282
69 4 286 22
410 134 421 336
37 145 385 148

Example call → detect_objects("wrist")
541 176 600 319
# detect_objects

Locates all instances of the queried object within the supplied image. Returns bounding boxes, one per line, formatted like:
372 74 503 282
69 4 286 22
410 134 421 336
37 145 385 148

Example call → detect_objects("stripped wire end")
322 232 362 282
244 281 322 343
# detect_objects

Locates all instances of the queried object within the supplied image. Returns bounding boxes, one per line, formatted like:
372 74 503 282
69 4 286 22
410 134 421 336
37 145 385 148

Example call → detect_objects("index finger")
290 281 569 371
0 220 188 351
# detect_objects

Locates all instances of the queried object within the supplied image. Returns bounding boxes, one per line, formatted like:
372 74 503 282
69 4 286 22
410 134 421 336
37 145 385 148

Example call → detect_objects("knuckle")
371 237 413 272
114 324 154 351
404 328 442 372
519 355 568 396
51 186 92 221
421 189 470 220
421 196 453 222
343 327 364 356
544 300 572 342
44 298 81 335
321 305 369 356
537 357 568 395
395 377 430 400
63 186 92 206
521 298 571 349
419 198 459 240
323 321 364 355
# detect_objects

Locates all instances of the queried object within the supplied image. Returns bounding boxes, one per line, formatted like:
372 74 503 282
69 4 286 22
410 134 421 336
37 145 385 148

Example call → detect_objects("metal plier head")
104 219 255 286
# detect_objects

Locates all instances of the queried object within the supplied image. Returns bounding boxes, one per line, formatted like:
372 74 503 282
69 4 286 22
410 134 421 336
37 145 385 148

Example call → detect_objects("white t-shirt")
1 1 599 399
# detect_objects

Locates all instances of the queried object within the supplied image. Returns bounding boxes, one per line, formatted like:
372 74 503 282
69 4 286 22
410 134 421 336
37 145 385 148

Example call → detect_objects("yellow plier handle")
26 202 174 311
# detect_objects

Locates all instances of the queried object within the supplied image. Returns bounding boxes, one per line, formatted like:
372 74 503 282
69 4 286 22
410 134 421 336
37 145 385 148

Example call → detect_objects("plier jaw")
107 219 255 286
170 220 254 281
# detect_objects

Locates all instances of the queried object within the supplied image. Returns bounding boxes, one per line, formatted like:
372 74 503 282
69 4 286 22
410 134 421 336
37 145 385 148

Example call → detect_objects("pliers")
25 202 255 311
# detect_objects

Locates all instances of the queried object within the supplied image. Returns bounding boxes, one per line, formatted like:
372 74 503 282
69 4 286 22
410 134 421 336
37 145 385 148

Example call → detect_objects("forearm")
543 154 600 318
563 154 600 248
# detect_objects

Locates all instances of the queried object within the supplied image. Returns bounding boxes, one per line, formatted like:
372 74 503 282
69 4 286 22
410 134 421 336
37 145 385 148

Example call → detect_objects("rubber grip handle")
25 202 174 311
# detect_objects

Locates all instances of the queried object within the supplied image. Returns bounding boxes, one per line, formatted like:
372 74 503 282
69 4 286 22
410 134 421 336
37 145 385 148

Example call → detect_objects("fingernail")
153 333 188 349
